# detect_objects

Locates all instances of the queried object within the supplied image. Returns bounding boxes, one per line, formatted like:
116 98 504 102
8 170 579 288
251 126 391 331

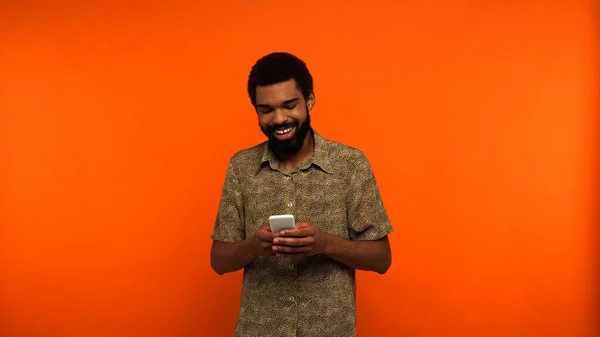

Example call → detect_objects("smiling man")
210 52 394 337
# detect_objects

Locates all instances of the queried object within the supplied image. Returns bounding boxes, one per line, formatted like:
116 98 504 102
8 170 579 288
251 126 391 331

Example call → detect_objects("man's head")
247 52 315 155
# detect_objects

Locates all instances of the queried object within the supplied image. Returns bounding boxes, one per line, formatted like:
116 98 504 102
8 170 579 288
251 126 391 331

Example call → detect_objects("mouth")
273 125 296 141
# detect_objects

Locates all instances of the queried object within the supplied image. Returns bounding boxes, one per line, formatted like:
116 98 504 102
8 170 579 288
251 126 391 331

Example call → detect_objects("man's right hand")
251 224 279 257
211 224 279 275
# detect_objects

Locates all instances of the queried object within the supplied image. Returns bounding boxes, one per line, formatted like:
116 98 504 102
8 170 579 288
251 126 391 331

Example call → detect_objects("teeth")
275 127 293 135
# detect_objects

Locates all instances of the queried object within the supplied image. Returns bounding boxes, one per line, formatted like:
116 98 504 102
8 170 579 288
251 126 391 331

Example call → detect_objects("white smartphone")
269 214 296 233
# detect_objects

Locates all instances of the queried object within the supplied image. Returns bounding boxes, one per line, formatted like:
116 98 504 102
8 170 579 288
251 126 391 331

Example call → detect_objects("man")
210 52 393 336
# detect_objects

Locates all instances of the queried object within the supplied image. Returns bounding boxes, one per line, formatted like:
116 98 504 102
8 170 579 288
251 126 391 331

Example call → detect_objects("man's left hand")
272 222 328 257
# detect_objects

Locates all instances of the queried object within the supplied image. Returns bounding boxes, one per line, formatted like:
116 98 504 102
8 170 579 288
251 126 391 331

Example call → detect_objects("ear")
307 92 315 111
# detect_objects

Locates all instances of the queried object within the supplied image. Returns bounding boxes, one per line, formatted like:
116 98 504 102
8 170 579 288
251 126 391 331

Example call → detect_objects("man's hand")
250 224 279 258
210 224 279 275
272 222 328 257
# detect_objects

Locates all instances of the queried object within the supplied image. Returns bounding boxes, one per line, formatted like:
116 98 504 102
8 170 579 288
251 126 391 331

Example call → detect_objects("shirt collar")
258 129 334 174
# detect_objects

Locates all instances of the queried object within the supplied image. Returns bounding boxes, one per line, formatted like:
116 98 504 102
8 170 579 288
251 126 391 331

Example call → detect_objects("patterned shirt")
211 131 394 337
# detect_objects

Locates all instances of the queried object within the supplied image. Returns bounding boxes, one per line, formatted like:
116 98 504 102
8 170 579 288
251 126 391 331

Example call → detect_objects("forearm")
323 233 391 274
210 239 257 275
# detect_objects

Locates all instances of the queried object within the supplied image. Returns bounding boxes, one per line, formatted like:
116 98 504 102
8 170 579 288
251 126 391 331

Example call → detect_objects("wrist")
242 236 258 261
321 231 335 256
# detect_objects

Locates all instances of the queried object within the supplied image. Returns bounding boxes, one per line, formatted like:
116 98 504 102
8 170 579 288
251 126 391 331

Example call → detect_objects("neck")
276 129 315 173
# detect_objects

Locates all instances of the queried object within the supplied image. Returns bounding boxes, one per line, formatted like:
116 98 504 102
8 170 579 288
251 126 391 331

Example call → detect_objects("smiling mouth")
273 125 296 140
275 127 293 135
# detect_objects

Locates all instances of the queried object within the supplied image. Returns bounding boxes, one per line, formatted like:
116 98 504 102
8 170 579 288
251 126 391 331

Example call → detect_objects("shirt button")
289 296 295 302
288 264 294 270
287 202 293 208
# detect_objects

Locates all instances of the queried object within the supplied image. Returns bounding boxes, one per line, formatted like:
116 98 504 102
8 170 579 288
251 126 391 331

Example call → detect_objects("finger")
272 244 311 254
258 231 279 242
279 228 312 237
273 237 312 247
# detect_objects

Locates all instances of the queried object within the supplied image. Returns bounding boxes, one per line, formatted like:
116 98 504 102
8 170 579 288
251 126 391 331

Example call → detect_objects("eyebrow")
257 97 299 109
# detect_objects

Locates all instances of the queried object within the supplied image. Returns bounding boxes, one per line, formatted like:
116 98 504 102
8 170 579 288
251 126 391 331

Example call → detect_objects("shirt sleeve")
211 159 245 242
347 152 394 241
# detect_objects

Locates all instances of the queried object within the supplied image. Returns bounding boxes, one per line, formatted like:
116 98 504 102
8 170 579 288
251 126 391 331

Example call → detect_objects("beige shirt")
211 131 394 337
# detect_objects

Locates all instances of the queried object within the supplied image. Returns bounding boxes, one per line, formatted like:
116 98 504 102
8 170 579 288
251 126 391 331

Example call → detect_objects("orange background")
1 1 597 336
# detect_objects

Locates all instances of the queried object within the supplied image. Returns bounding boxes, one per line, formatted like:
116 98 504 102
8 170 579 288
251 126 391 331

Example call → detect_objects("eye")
259 108 273 114
284 105 296 110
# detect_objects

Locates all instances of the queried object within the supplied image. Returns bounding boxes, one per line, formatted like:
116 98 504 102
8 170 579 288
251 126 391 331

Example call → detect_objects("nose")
272 108 289 125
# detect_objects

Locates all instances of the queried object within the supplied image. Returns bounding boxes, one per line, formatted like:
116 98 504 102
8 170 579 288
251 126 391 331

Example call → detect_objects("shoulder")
321 136 368 160
318 135 371 175
230 142 265 163
225 141 266 174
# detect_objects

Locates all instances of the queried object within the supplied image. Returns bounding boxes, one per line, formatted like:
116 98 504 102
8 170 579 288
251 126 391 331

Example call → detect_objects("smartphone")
269 214 296 233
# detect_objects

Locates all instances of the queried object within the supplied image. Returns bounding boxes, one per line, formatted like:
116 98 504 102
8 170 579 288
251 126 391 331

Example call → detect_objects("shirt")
211 131 394 337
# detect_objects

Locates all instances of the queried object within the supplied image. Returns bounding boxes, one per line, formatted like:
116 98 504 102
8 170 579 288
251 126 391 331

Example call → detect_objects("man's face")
255 79 314 155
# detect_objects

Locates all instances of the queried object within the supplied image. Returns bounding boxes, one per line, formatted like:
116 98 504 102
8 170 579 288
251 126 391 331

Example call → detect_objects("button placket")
282 174 293 212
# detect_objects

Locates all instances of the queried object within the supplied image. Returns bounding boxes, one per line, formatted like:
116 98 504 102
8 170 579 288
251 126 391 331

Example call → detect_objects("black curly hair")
247 52 314 107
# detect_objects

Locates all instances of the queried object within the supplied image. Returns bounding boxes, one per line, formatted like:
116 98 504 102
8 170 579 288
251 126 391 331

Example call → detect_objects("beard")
260 111 311 156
